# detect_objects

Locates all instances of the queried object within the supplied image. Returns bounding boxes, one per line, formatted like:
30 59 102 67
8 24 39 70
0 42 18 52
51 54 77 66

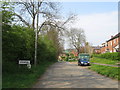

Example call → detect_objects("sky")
60 2 118 49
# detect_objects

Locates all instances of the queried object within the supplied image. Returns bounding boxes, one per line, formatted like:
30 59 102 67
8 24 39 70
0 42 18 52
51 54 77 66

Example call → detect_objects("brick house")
92 46 101 54
101 32 120 53
101 42 108 53
64 49 78 56
71 49 78 56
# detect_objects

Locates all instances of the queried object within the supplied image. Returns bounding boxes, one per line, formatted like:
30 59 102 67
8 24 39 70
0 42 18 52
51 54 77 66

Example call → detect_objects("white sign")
27 63 31 69
19 60 30 64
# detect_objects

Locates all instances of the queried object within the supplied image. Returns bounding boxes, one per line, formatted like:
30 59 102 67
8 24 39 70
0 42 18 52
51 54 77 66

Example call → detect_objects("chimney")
111 36 113 38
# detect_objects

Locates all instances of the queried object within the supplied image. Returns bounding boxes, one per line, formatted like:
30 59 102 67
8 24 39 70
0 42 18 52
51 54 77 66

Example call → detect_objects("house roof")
107 32 120 42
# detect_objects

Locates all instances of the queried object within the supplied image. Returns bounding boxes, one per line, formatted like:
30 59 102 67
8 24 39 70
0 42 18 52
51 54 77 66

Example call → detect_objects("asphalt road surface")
33 61 119 88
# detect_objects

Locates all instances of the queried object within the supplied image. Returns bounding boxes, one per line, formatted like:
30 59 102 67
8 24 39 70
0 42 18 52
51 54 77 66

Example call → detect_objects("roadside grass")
68 60 77 62
89 64 120 80
90 57 119 65
2 61 55 88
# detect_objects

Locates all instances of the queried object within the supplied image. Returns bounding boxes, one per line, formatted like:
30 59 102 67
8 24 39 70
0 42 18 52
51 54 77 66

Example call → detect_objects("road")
33 61 119 88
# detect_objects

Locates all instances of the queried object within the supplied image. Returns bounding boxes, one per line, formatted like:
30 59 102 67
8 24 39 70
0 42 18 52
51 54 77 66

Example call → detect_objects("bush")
37 35 57 64
65 56 69 61
3 25 58 74
93 52 120 60
3 25 35 62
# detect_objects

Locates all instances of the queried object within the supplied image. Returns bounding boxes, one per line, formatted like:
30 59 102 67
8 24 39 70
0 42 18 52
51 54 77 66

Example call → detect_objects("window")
114 39 116 44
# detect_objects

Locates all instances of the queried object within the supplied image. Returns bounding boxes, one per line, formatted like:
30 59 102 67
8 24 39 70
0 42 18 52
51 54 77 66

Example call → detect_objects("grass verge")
90 57 119 65
89 64 120 80
68 60 77 62
2 61 56 88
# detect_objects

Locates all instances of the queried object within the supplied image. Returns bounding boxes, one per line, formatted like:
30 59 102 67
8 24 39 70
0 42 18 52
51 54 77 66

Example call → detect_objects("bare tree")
12 1 60 66
11 1 76 66
67 28 86 55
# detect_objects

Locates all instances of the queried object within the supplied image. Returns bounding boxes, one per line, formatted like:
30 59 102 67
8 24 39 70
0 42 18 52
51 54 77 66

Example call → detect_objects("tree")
84 42 93 54
46 26 64 56
67 28 86 55
12 1 60 66
3 1 76 66
1 2 14 25
1 2 15 32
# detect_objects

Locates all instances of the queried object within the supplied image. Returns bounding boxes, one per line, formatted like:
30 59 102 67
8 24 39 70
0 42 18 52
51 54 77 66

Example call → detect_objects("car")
78 53 90 66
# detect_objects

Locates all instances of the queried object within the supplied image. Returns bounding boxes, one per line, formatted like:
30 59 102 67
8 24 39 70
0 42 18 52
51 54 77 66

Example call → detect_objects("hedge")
2 25 58 73
93 52 120 60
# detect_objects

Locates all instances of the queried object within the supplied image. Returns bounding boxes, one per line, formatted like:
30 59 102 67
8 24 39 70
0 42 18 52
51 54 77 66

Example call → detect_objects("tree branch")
37 20 65 35
14 13 31 27
22 2 33 18
61 14 76 26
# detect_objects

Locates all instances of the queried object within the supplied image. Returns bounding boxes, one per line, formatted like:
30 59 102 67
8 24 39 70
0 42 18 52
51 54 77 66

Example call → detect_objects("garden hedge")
93 52 120 60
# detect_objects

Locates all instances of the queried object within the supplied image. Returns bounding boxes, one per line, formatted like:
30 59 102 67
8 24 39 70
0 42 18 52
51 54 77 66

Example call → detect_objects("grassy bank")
89 64 119 80
90 57 119 65
2 61 56 88
89 57 119 80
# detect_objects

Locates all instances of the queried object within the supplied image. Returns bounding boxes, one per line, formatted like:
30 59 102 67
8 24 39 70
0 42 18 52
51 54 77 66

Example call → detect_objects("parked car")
78 53 90 66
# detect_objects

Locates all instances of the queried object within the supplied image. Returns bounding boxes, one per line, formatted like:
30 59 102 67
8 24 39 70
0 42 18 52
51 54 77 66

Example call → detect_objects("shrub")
3 25 58 74
2 25 35 63
93 52 120 60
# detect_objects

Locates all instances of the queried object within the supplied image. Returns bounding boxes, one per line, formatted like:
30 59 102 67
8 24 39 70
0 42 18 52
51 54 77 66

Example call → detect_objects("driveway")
33 61 119 88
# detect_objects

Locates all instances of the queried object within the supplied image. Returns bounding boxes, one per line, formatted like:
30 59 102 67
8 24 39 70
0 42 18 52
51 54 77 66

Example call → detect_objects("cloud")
68 11 118 46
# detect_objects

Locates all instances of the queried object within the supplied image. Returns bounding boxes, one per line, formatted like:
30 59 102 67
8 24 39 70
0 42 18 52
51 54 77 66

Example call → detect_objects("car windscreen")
80 58 89 61
79 55 89 59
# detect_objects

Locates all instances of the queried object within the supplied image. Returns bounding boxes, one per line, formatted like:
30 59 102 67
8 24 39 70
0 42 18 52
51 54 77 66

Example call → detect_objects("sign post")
19 60 31 69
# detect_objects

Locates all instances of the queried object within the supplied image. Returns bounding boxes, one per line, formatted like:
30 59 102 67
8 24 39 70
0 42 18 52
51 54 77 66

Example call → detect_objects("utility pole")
34 1 39 67
34 29 37 66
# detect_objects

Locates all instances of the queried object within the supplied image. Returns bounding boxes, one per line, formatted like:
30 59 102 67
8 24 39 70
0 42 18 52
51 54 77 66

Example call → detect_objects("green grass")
89 64 120 80
2 61 56 88
90 57 119 65
89 57 120 80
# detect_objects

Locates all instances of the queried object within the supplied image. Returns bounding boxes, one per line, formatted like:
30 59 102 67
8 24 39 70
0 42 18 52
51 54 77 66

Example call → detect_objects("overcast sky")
61 2 118 49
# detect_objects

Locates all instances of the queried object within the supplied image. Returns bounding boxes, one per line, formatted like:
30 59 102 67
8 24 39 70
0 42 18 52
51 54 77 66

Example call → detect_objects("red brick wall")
107 41 113 52
107 37 119 52
100 34 119 53
101 46 106 53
